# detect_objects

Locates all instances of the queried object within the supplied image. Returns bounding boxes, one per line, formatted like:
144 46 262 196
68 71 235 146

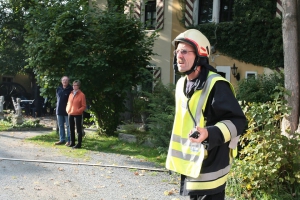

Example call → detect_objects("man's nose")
177 52 184 58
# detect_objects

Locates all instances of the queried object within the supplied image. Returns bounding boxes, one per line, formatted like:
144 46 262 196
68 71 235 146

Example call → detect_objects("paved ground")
0 115 187 200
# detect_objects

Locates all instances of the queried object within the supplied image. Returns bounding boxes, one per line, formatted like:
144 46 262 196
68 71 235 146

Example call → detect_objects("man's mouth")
178 60 184 64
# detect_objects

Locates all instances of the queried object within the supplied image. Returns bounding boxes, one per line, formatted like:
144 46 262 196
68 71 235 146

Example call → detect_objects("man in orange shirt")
66 80 86 149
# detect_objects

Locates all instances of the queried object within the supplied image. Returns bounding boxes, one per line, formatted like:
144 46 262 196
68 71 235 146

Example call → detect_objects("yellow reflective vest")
166 71 240 193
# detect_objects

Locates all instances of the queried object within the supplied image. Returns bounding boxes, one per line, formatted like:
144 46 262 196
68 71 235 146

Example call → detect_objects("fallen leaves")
93 185 106 188
17 186 25 190
134 170 145 176
54 181 60 186
34 186 42 191
57 167 64 171
163 188 178 196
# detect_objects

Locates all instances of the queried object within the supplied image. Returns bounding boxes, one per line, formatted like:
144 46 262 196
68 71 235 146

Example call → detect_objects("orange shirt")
66 90 86 115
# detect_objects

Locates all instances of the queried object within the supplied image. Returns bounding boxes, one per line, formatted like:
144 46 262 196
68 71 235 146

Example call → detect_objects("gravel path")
0 129 188 200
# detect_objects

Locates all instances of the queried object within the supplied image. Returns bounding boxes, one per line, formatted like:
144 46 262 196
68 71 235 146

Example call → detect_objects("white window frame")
193 0 234 25
245 71 257 79
193 0 220 24
216 66 231 81
140 0 156 27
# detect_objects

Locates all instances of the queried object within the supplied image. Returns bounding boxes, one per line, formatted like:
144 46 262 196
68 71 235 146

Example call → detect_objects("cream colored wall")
169 0 187 83
209 51 264 85
150 0 182 85
149 27 173 85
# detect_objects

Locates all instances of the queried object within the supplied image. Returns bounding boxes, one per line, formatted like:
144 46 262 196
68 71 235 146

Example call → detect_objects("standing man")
66 80 86 149
166 29 246 200
55 76 73 146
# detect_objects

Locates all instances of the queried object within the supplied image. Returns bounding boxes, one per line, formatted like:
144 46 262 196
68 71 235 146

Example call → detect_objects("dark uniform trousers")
190 190 225 200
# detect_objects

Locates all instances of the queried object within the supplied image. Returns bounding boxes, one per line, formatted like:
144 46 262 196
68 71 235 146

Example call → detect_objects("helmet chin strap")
184 58 199 75
173 56 213 75
173 55 199 75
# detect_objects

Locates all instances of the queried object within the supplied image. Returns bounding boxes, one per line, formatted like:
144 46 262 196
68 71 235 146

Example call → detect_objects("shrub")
236 71 284 103
147 81 175 149
115 122 149 145
229 86 300 199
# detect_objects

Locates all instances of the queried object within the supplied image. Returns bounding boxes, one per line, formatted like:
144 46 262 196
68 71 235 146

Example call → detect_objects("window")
216 66 231 81
2 76 13 82
197 0 234 24
198 0 213 24
133 0 164 30
245 71 257 79
219 0 234 22
145 0 156 30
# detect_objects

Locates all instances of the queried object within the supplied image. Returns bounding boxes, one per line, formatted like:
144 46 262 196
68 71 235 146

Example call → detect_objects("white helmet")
172 29 214 75
172 29 211 58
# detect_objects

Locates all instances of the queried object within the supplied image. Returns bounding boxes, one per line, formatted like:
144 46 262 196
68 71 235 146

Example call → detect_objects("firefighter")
166 29 246 200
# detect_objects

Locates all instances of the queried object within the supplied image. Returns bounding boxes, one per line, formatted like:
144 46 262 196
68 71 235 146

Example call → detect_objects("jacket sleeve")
77 94 86 114
204 80 246 150
66 94 71 114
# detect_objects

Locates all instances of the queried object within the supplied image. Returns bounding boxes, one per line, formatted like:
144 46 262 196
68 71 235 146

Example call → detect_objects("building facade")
93 0 282 87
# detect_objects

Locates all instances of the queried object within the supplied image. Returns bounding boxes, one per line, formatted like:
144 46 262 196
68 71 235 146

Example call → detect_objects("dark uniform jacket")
180 67 247 196
56 84 73 116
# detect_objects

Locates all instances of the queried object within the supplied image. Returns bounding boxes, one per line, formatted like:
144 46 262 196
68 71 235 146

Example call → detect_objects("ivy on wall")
181 0 283 70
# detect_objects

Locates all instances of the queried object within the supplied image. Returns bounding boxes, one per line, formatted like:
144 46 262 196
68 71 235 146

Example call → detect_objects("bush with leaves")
236 71 284 103
24 0 158 136
146 81 175 149
229 86 300 199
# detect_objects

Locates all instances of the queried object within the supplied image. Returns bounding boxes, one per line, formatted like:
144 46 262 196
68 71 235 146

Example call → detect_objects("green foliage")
183 0 283 69
116 123 149 145
24 0 158 136
236 71 284 102
132 88 151 122
147 81 175 149
133 95 148 115
13 119 43 128
27 131 166 167
0 0 34 75
230 86 300 199
24 0 90 96
0 117 43 130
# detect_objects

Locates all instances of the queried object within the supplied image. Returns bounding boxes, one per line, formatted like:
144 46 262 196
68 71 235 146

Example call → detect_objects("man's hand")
189 126 208 143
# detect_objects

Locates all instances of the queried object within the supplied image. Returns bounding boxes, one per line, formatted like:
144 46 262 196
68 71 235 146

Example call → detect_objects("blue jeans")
57 115 70 143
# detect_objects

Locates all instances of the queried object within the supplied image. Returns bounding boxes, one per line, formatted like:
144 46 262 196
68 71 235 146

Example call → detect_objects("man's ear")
196 57 208 66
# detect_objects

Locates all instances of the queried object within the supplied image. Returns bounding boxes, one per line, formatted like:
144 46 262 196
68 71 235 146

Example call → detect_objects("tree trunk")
282 0 300 135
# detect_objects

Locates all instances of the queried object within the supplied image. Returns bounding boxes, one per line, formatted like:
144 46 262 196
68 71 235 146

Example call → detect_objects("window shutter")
153 67 161 89
156 0 164 29
134 0 141 20
185 0 195 27
276 0 283 18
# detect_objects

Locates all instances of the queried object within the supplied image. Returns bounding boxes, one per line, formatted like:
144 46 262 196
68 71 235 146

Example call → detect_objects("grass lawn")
0 120 12 131
26 131 167 168
0 118 166 167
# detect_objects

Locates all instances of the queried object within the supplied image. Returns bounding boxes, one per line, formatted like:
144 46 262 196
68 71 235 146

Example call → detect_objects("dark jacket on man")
56 84 72 116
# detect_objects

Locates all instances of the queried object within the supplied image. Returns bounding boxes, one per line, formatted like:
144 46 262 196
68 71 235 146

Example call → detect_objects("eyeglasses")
174 49 195 55
73 85 79 86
